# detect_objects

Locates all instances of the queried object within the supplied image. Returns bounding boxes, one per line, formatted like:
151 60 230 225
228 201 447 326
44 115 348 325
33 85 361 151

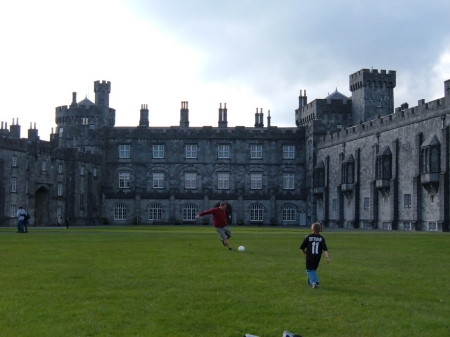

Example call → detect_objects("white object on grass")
238 246 245 251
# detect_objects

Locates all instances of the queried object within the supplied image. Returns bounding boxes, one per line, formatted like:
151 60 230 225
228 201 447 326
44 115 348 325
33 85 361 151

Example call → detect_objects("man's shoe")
229 247 234 251
312 283 318 289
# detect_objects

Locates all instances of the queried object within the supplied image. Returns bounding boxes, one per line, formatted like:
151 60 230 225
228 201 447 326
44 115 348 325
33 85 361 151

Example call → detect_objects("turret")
94 80 111 108
349 68 396 123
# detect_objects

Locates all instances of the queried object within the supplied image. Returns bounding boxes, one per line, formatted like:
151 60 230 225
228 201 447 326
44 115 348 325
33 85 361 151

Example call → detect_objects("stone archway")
215 201 232 224
35 186 50 227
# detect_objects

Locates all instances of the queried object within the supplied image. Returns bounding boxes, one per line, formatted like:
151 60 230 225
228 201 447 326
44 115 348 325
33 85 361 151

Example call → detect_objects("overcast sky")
1 0 450 140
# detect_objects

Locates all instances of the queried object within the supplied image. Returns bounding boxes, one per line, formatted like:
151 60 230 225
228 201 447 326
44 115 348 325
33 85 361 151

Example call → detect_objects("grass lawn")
0 226 449 337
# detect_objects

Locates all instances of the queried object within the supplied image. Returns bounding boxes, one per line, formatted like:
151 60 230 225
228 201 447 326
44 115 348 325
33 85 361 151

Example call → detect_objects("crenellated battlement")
349 68 396 92
316 95 448 148
94 80 111 93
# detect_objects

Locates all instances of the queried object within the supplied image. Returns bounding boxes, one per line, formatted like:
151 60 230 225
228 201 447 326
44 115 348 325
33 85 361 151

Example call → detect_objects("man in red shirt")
196 202 233 251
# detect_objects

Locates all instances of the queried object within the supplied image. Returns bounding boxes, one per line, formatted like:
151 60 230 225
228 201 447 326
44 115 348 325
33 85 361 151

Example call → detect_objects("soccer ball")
238 246 245 252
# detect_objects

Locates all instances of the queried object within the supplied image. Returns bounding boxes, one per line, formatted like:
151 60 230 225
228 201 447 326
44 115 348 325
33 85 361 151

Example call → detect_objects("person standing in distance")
300 222 330 288
196 202 233 251
16 205 27 233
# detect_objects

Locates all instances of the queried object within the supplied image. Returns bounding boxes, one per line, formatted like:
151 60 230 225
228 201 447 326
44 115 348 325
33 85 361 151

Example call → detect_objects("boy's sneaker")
229 247 234 251
312 283 318 289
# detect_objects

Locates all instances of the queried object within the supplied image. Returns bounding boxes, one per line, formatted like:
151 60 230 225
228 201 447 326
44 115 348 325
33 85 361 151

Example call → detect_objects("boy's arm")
324 250 330 262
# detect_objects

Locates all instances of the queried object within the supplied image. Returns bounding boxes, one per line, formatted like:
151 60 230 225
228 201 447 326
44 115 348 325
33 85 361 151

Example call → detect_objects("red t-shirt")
199 207 228 227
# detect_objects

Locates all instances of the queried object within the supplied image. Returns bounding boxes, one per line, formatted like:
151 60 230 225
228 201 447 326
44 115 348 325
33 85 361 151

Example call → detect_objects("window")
376 100 382 108
148 203 162 220
12 156 17 167
114 203 127 220
119 145 130 158
282 204 296 221
428 222 437 231
119 172 130 188
80 165 85 176
218 145 230 159
185 145 197 158
283 146 295 159
250 204 264 222
153 173 164 189
363 197 370 210
421 136 440 173
404 222 412 231
185 173 197 189
153 145 164 158
251 145 262 159
59 127 63 137
251 173 262 189
58 163 63 174
182 203 197 221
218 173 230 189
10 204 16 217
26 159 29 170
25 180 28 194
79 194 84 210
11 177 17 192
404 194 411 208
283 174 294 189
382 222 391 230
363 221 371 229
57 206 62 217
313 161 325 187
332 198 337 211
93 168 97 177
57 183 63 196
82 117 89 125
42 160 47 172
341 155 354 184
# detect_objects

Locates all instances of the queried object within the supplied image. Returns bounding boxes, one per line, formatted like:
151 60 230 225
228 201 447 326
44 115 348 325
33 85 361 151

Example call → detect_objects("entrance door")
35 187 49 226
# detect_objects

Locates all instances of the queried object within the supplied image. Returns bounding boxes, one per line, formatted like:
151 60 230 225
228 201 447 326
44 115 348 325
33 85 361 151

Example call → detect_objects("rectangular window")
282 207 296 221
283 174 294 189
10 204 16 217
218 145 230 158
57 206 62 217
119 144 131 158
42 160 47 171
251 173 262 189
404 194 411 208
59 127 63 137
57 183 63 196
218 173 230 189
11 177 17 192
283 145 295 159
79 194 84 210
382 222 391 230
185 145 198 158
363 197 370 210
25 180 28 194
185 173 197 189
58 163 63 174
403 222 412 231
12 156 17 167
153 173 164 189
251 145 262 159
363 221 371 229
428 222 437 231
153 145 164 158
80 165 85 176
119 172 130 188
93 168 97 177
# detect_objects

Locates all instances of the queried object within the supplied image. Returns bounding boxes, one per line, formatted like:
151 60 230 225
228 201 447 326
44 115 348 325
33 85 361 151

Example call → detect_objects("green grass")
0 226 449 337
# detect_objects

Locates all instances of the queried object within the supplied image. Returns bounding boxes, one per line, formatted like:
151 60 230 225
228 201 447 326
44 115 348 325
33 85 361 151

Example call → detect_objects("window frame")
119 144 131 159
250 145 263 159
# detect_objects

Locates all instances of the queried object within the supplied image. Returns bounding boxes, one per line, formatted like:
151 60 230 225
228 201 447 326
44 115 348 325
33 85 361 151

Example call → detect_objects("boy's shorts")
216 226 232 240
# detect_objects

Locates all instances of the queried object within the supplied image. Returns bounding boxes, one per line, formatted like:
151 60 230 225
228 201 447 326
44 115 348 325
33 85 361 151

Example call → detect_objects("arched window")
148 203 163 220
114 203 127 220
182 203 197 221
282 204 297 222
250 204 264 222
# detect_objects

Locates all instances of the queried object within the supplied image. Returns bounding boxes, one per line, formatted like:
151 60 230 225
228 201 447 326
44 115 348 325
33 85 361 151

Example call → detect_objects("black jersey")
300 233 328 270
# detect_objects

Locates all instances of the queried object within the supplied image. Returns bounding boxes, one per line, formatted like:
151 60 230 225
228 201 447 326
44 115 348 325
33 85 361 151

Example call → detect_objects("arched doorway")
215 202 232 224
35 186 50 227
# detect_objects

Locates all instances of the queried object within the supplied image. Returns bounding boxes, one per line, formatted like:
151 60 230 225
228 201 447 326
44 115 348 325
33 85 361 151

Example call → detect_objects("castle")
1 68 450 231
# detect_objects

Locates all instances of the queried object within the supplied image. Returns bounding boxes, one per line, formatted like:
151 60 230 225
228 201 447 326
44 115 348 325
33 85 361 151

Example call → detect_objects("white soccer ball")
238 246 245 252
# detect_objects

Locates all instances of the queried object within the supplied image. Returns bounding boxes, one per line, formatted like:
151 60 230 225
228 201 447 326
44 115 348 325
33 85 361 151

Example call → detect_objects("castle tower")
180 101 189 128
349 68 396 123
139 104 149 127
218 103 228 128
94 80 111 108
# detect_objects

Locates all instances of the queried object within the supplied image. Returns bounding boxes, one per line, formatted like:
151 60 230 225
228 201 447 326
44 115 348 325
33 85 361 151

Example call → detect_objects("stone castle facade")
1 68 450 231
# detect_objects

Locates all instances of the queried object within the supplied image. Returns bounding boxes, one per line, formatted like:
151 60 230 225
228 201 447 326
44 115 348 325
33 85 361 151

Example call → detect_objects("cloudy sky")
1 0 450 140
